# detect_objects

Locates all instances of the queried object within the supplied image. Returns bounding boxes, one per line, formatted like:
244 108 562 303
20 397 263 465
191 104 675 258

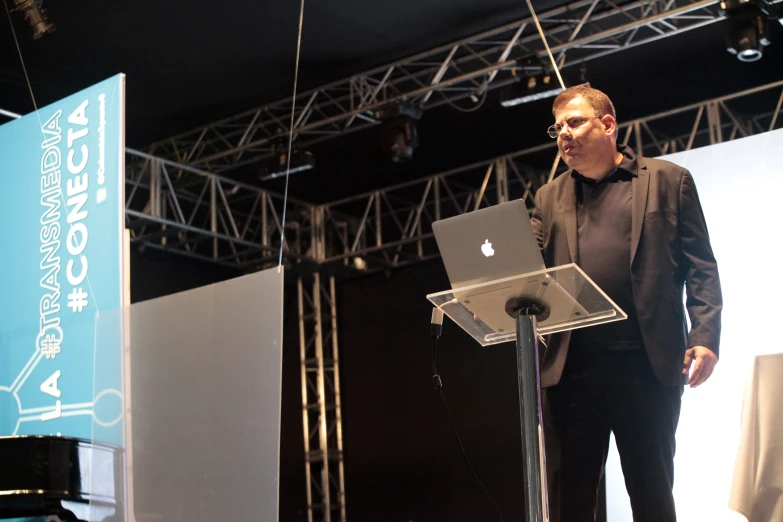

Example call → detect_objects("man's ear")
601 115 617 137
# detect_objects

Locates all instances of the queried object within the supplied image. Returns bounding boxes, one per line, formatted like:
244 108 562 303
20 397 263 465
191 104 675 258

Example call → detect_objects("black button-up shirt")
569 146 643 352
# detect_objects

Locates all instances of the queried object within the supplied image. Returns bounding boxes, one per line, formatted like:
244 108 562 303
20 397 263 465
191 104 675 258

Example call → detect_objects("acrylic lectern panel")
427 263 626 346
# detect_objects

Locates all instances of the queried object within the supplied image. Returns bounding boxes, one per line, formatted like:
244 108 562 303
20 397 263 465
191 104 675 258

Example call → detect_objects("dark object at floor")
0 435 123 522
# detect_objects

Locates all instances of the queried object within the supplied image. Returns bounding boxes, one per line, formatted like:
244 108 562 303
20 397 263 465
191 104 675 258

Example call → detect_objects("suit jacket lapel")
562 175 579 264
631 166 649 265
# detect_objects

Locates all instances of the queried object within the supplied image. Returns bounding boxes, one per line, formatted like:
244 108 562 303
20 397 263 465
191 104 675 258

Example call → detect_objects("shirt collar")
571 144 639 182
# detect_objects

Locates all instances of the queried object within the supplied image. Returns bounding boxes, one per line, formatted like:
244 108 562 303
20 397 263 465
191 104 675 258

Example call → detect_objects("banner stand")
0 74 127 522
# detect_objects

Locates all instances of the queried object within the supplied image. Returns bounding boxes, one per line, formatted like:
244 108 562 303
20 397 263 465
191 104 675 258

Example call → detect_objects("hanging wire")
524 0 566 90
524 0 566 183
277 0 306 271
3 0 41 116
446 83 489 113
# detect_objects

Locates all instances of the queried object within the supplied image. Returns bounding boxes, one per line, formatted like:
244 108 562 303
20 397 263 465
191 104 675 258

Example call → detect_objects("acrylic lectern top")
427 263 626 347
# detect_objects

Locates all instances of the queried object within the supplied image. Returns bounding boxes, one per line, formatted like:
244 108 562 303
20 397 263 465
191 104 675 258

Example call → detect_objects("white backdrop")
605 128 783 522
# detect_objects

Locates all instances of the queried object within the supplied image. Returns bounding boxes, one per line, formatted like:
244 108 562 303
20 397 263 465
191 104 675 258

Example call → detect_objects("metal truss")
312 154 549 272
122 78 783 272
298 274 347 522
616 80 783 158
124 148 316 269
143 0 724 173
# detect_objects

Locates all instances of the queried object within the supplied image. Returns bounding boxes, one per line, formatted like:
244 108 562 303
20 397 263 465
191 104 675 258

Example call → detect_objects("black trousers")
542 349 683 522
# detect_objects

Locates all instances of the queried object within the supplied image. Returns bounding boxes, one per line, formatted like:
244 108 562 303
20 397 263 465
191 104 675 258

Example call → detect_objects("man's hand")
682 346 718 388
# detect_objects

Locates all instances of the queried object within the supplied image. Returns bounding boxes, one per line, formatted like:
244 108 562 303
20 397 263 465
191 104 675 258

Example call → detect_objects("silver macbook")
432 199 588 334
432 199 545 289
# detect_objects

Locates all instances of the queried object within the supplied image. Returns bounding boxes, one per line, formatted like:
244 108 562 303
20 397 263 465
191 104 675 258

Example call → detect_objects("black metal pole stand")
506 297 549 522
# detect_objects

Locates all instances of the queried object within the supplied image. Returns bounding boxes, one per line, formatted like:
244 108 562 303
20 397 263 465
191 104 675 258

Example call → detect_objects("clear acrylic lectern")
426 263 626 522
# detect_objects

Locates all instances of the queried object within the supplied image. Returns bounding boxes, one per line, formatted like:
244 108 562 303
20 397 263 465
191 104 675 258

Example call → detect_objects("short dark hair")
552 83 616 121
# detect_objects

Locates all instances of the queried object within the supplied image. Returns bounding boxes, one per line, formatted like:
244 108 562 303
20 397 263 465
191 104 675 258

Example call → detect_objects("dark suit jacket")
531 145 722 387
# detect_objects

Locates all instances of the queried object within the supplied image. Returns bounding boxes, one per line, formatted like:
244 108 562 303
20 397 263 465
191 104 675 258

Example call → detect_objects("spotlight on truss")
500 74 563 108
720 0 782 62
258 149 315 181
375 104 422 163
13 0 55 40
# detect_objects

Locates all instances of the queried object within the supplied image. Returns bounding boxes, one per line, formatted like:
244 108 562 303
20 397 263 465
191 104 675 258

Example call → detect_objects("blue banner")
0 74 126 447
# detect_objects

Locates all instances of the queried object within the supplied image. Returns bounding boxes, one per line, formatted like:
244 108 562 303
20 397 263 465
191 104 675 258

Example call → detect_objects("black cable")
431 332 506 522
445 83 489 113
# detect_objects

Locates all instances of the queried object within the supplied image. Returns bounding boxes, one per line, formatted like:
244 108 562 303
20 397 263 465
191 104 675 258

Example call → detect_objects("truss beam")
125 148 315 269
315 155 547 273
144 0 723 173
298 274 347 522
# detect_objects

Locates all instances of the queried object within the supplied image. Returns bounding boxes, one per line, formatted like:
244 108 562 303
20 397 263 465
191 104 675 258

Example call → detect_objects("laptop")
432 199 545 289
432 199 587 334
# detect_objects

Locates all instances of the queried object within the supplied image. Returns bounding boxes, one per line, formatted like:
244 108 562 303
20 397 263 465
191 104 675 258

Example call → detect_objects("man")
530 84 722 522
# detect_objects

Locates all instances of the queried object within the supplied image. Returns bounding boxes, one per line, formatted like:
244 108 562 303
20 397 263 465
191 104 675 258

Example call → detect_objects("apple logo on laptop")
481 239 495 257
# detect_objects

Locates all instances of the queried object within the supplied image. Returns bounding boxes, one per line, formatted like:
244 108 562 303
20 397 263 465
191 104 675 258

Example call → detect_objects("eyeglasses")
547 116 602 138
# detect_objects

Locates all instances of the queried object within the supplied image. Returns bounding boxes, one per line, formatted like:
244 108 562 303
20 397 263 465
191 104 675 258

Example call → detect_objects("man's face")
553 96 611 170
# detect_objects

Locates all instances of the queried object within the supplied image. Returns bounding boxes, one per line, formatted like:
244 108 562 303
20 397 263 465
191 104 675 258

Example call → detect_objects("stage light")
12 0 55 40
720 0 775 62
352 257 367 271
258 149 315 181
381 118 419 163
375 104 422 163
500 74 563 108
